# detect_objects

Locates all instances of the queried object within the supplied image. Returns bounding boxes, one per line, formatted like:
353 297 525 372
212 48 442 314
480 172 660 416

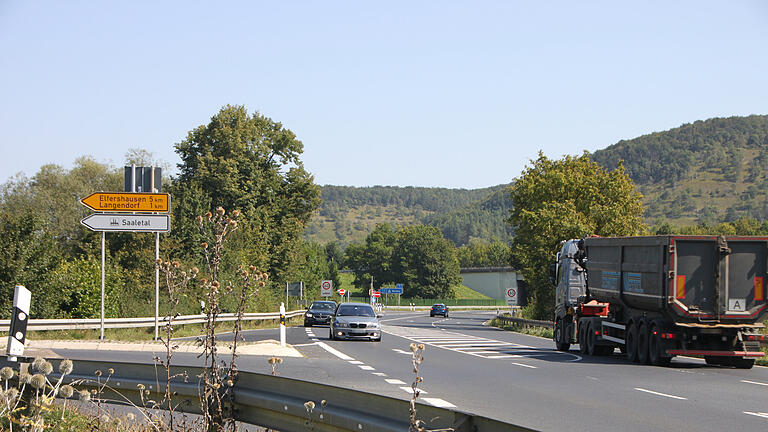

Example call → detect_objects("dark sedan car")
303 300 337 327
430 303 449 317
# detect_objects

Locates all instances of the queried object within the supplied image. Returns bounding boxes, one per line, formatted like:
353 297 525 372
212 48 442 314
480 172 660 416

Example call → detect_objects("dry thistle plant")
155 257 198 429
196 207 266 432
409 343 426 432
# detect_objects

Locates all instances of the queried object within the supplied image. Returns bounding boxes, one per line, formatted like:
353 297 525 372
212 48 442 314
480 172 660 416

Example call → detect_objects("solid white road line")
511 362 538 369
359 365 375 371
385 379 407 385
634 388 687 400
315 342 354 361
744 412 768 419
487 355 520 359
400 387 427 395
422 398 456 408
741 379 768 387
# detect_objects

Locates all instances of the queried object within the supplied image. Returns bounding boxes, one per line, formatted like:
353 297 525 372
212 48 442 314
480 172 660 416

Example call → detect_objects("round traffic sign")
507 288 516 298
338 289 346 296
321 280 332 290
372 291 381 298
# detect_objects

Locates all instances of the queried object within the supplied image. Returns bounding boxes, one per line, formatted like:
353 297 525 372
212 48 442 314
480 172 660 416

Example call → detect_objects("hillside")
304 184 512 246
305 115 768 246
591 115 768 225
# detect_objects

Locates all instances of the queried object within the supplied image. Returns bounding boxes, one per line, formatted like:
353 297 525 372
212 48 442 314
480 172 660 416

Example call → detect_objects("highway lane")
37 310 768 431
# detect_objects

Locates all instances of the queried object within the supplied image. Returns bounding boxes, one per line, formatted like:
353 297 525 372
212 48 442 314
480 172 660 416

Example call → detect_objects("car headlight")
334 321 348 328
305 313 313 317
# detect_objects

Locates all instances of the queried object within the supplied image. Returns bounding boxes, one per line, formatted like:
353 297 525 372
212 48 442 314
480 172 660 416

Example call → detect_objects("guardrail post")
279 302 286 347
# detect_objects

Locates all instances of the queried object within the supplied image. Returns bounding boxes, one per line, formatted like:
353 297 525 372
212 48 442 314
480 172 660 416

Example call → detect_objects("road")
42 310 768 431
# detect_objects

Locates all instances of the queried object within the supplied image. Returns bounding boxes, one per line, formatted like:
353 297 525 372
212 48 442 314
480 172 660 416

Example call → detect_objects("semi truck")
552 235 767 368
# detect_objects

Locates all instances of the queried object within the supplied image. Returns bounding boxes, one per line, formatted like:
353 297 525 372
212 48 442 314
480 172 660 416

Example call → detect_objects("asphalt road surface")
43 310 768 431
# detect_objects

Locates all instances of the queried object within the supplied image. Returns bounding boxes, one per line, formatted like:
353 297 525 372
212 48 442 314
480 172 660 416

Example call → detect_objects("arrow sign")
81 213 170 232
81 192 170 213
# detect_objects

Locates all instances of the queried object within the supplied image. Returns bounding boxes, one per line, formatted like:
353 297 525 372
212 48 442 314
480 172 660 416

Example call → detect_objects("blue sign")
381 285 403 295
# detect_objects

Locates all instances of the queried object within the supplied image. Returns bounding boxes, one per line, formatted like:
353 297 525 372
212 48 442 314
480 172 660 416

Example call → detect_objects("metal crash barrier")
0 358 536 432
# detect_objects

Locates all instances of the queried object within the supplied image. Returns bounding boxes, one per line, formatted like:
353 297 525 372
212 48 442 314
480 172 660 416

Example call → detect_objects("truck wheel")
578 324 588 355
704 356 724 366
554 319 570 351
648 322 671 366
637 321 651 364
626 321 639 363
586 320 597 356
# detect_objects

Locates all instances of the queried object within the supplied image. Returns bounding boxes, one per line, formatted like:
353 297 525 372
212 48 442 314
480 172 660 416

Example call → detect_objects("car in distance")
303 300 337 327
430 303 449 317
329 302 382 342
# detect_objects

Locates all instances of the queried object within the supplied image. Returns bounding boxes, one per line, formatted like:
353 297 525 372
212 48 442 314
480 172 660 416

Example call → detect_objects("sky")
1 1 767 189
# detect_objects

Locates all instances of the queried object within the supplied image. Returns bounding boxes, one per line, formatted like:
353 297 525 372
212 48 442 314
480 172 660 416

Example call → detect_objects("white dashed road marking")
741 380 768 387
348 360 364 365
372 372 387 377
634 388 687 400
316 342 354 361
359 365 375 371
744 412 768 419
385 379 407 385
400 387 427 395
511 362 537 369
422 398 457 408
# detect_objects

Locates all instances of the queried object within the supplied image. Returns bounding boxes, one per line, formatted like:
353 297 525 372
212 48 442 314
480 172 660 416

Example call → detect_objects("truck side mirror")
549 263 557 284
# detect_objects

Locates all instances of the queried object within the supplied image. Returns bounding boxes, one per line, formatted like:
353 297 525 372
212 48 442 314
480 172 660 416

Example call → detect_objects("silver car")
329 302 382 342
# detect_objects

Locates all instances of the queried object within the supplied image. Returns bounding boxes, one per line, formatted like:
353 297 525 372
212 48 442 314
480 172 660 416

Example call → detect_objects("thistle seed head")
60 385 75 398
40 361 53 375
30 374 46 389
0 366 14 381
59 359 74 375
216 207 225 216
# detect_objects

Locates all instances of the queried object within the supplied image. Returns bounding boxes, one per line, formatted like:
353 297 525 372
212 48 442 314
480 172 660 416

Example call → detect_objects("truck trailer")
552 235 767 368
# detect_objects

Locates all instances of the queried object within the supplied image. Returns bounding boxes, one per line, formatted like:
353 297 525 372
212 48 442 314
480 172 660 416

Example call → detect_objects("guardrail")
495 314 554 329
0 310 306 332
0 358 537 432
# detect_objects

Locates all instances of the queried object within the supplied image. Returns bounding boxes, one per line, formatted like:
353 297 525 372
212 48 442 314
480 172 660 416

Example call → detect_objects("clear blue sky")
2 1 767 188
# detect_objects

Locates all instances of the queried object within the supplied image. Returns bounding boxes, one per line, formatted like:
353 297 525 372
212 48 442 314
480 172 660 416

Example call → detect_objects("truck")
551 235 767 368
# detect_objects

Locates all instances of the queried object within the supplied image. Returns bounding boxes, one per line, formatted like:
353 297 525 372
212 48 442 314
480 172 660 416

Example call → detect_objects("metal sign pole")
100 231 105 340
154 232 159 340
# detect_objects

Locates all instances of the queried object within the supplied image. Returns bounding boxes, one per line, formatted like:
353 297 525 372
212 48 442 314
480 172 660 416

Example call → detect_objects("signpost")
320 280 333 297
80 192 170 213
80 213 170 232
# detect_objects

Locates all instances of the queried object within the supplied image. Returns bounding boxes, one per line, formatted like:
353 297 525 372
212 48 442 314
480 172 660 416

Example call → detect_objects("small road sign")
81 192 170 213
372 291 381 298
381 286 403 295
338 289 346 296
505 287 517 306
80 213 170 232
321 280 333 297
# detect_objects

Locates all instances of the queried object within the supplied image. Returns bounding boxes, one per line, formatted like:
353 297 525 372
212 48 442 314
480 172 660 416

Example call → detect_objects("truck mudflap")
666 349 765 358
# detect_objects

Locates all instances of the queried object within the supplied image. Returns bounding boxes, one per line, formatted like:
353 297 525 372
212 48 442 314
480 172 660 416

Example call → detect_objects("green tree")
172 105 321 284
508 152 645 319
345 223 396 291
393 225 460 299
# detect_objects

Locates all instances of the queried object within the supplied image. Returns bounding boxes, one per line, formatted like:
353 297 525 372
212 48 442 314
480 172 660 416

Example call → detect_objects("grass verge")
489 317 553 339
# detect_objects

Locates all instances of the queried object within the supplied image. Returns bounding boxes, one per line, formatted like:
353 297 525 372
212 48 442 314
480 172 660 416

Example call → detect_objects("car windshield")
310 302 335 311
337 305 375 317
433 304 445 308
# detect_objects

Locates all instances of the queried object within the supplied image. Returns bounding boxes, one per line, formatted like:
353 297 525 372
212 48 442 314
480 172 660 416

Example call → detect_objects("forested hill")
304 184 512 246
591 115 768 224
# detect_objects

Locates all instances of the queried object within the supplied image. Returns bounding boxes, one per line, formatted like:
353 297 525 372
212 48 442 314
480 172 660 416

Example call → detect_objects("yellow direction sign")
80 192 169 213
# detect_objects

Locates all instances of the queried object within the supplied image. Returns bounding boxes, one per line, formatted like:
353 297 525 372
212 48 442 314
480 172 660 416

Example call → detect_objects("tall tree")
392 225 461 299
172 105 321 282
509 152 645 319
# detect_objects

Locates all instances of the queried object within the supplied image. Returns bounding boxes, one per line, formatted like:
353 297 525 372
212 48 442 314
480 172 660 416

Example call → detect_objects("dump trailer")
552 236 767 368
